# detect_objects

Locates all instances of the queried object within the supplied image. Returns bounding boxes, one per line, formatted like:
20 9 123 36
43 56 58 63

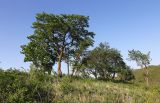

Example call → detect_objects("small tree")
128 49 151 86
119 66 135 82
83 42 132 81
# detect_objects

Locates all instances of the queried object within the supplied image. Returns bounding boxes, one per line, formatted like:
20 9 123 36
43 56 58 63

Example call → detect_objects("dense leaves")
21 13 95 76
0 67 54 103
72 42 135 81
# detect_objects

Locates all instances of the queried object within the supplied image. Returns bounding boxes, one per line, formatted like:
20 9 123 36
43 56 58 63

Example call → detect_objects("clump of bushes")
0 67 54 103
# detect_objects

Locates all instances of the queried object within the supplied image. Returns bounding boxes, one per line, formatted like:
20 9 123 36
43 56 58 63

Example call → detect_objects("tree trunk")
67 61 70 76
94 70 98 79
103 69 107 80
58 51 63 77
145 76 149 87
112 72 116 80
144 65 149 87
48 68 52 75
71 67 74 76
48 65 53 75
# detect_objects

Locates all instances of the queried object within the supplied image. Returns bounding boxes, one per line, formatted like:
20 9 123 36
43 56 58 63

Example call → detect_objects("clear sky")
0 0 160 72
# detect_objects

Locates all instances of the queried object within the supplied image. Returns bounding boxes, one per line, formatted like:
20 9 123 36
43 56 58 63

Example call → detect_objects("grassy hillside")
133 65 160 86
56 78 160 103
0 67 160 103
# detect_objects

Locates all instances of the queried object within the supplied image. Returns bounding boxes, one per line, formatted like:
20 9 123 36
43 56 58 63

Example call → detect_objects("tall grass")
54 77 160 103
0 68 160 103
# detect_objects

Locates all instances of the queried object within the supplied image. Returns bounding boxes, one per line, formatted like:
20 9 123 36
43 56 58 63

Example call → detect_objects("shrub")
0 68 54 103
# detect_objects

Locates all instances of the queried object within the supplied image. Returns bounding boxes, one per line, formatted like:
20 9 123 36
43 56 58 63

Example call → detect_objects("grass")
133 65 160 86
52 77 160 103
1 66 160 103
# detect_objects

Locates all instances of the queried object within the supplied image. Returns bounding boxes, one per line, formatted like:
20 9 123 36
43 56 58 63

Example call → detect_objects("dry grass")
52 77 160 103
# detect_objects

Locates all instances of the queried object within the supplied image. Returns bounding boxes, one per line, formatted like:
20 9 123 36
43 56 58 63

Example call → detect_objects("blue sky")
0 0 160 72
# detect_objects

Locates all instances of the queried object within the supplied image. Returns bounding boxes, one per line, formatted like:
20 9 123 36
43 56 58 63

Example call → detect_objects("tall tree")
128 49 151 86
21 13 95 76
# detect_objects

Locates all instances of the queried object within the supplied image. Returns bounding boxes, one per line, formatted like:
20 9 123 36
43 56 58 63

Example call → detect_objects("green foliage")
128 49 151 67
0 69 28 103
21 12 95 76
78 42 134 81
0 68 54 103
119 66 135 81
128 49 151 86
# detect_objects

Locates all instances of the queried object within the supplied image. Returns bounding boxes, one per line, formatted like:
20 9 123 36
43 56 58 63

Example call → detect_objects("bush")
0 68 54 103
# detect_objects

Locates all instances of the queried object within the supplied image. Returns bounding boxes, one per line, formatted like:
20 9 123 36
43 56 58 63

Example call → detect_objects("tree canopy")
128 50 151 67
21 13 95 76
72 42 134 81
128 49 151 86
21 12 134 81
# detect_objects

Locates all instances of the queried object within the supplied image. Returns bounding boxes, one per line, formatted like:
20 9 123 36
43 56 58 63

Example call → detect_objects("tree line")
21 12 151 83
